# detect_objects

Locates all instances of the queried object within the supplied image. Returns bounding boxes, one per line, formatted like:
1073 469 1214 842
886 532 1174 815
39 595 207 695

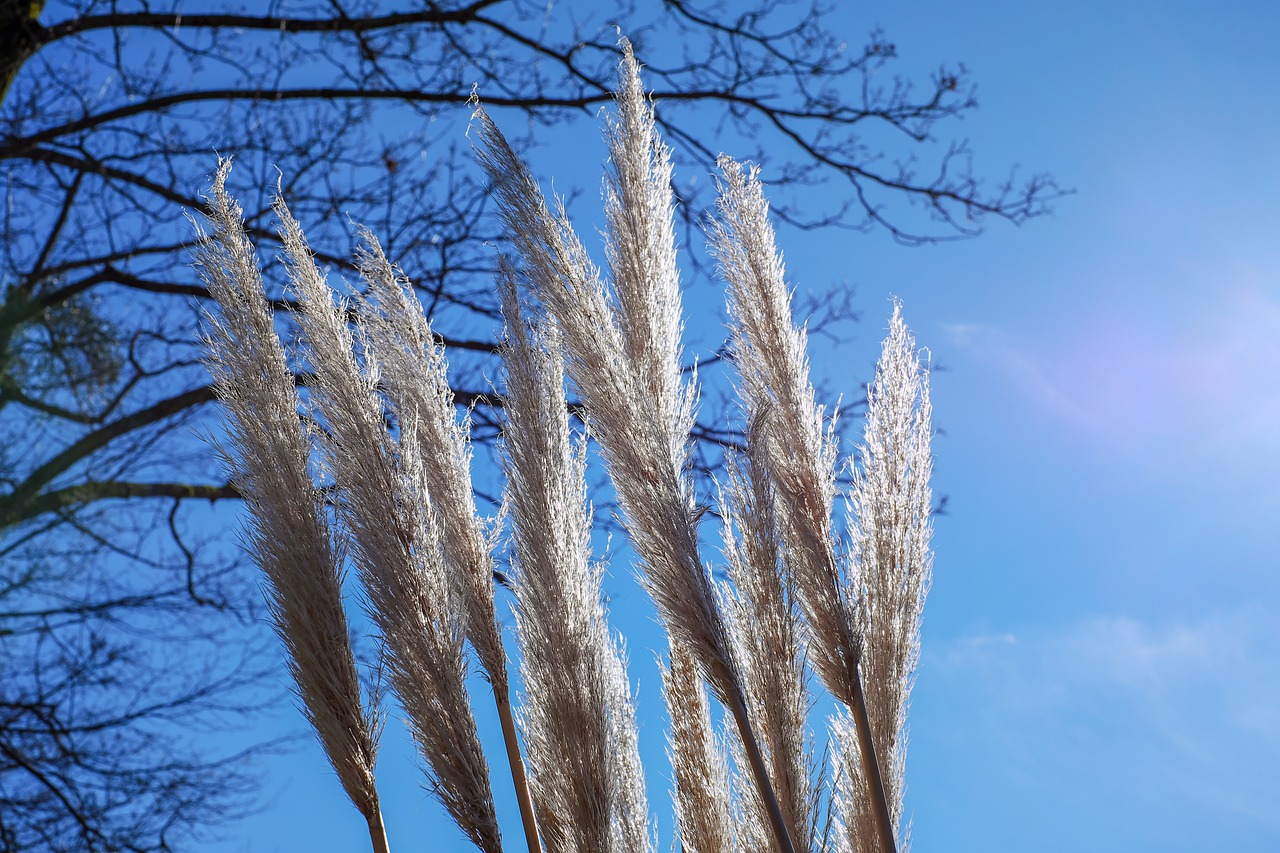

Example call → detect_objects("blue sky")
210 2 1280 850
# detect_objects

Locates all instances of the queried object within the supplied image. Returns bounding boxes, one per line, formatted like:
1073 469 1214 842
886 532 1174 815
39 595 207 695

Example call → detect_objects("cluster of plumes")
197 38 932 853
274 198 506 853
198 161 503 853
472 45 739 713
498 259 651 853
473 40 800 850
709 159 933 853
193 167 387 852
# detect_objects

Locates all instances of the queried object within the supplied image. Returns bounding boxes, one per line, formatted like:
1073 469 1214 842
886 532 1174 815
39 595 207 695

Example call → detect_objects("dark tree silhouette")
0 1 1060 849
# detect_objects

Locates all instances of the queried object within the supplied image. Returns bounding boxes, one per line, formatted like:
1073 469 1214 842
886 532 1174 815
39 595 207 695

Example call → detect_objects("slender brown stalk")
367 811 391 853
496 692 542 853
843 671 899 853
729 690 800 853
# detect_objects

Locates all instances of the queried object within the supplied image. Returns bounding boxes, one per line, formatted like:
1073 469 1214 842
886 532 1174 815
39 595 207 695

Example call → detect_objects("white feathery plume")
194 160 389 853
602 40 695 462
663 641 736 853
352 231 506 690
471 51 730 706
720 436 817 852
497 260 651 853
837 301 933 848
708 157 897 853
272 195 502 852
708 157 852 704
352 233 542 852
603 632 652 853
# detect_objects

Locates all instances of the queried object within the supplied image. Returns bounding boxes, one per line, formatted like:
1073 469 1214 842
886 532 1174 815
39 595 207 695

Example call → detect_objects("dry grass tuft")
473 41 798 852
839 302 933 848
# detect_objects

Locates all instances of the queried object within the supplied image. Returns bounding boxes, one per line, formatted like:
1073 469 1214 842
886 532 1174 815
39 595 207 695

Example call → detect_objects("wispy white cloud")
941 284 1280 504
941 322 1100 428
919 608 1280 846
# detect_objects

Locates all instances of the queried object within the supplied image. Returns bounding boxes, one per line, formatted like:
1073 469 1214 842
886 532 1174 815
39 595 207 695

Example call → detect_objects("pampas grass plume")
194 161 389 852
